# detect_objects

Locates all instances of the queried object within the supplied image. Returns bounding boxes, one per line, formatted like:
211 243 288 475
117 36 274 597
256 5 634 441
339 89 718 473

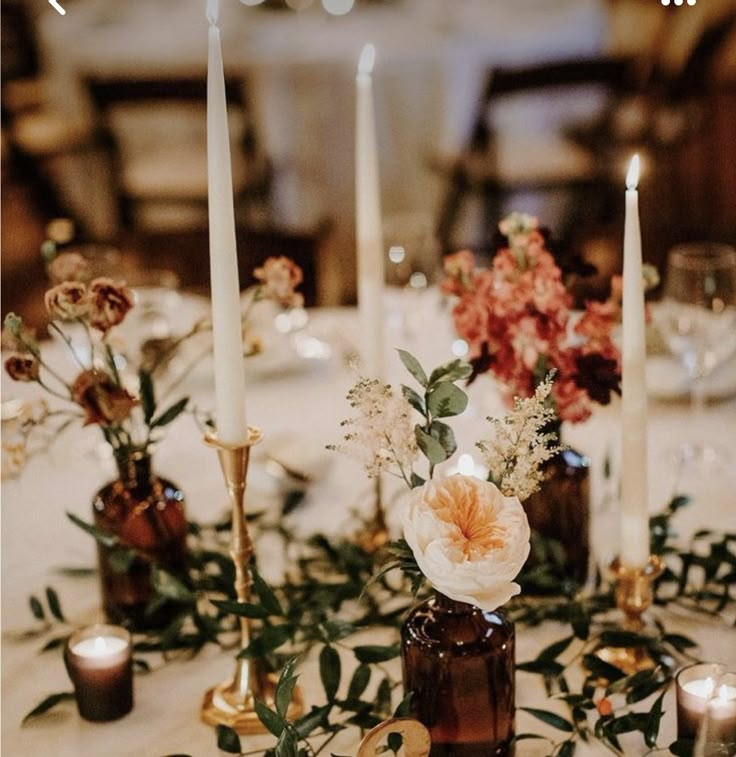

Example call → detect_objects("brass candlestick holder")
201 427 302 734
357 476 390 553
596 554 665 675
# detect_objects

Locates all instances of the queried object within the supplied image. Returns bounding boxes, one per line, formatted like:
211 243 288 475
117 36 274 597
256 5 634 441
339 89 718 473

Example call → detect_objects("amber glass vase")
93 451 188 628
522 423 590 588
401 594 515 756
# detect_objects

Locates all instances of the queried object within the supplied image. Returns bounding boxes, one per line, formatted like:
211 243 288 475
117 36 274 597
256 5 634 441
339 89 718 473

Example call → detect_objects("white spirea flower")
476 375 561 501
498 212 539 240
335 377 417 479
402 475 530 611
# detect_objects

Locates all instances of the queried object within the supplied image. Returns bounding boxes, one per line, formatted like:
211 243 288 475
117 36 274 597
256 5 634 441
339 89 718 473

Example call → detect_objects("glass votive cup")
676 663 736 749
64 624 133 722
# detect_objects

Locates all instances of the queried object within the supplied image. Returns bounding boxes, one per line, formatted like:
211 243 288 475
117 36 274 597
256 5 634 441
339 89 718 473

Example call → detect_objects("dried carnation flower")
4 354 40 383
476 375 562 501
44 281 89 321
71 369 137 426
332 377 417 480
254 256 304 308
86 278 134 333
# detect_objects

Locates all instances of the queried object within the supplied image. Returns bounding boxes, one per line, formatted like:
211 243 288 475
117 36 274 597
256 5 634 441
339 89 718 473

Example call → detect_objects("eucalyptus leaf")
429 420 457 458
427 359 472 386
397 349 427 387
415 426 448 465
426 381 468 418
401 385 425 415
347 664 371 700
29 596 45 621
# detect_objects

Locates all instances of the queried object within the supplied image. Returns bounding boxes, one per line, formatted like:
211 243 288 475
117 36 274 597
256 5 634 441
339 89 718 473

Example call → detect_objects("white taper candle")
355 43 385 379
206 0 248 445
620 154 649 568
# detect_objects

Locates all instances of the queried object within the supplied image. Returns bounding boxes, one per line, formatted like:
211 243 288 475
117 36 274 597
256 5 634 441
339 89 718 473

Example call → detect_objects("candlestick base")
201 673 304 735
594 555 665 676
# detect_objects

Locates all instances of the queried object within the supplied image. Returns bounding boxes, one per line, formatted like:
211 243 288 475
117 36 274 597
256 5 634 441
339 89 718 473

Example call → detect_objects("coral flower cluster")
442 213 621 423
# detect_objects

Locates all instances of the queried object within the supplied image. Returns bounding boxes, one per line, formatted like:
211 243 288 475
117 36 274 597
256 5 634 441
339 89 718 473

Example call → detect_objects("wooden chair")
434 57 635 256
86 76 272 232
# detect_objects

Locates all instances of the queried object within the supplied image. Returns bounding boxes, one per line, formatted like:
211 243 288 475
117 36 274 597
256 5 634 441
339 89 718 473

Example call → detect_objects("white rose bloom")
402 475 530 611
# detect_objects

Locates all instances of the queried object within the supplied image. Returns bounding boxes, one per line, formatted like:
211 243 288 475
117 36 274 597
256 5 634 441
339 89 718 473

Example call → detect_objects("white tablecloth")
3 293 736 755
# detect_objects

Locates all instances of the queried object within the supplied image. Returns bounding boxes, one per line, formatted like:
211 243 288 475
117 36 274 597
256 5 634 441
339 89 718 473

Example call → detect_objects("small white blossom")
476 375 562 501
498 212 539 241
332 377 418 480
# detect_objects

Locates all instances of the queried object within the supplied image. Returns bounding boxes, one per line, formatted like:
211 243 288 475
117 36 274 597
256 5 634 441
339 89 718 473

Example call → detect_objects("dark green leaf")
410 473 425 488
216 724 241 753
401 385 425 415
517 659 565 676
275 728 299 757
276 674 298 719
598 630 652 648
582 654 626 682
254 699 284 738
645 691 666 748
40 635 69 652
29 596 45 621
662 634 697 652
319 645 341 702
427 381 468 418
347 664 371 700
319 620 356 643
429 420 457 458
132 658 151 673
211 599 269 619
66 512 118 548
252 570 284 616
415 426 448 465
539 635 574 661
393 692 413 718
520 707 574 733
139 369 156 425
558 742 576 757
22 692 75 725
151 396 188 429
427 359 472 386
397 350 427 387
238 625 292 659
353 643 401 664
375 677 391 716
668 738 695 757
151 566 195 603
669 495 692 512
294 704 331 738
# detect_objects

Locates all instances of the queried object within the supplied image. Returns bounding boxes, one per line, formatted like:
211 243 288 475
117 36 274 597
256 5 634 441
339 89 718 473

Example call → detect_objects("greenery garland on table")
16 489 735 757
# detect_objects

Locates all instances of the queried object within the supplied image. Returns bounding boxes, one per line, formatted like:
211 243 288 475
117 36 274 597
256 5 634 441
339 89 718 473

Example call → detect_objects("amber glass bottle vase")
93 451 188 629
401 593 515 756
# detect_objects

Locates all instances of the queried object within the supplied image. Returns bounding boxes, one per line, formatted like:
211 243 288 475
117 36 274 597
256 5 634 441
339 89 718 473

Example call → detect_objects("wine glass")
658 242 736 465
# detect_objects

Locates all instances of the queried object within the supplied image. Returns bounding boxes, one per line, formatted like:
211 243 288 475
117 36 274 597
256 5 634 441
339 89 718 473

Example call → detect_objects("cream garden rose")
402 474 530 611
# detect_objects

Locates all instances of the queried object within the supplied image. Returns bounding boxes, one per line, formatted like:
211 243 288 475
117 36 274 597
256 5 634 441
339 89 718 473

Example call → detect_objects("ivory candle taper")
620 154 649 568
356 43 385 379
207 0 247 445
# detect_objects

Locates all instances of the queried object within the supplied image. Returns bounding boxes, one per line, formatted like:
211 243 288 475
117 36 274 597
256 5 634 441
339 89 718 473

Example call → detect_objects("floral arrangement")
441 212 622 423
2 243 303 471
333 351 562 610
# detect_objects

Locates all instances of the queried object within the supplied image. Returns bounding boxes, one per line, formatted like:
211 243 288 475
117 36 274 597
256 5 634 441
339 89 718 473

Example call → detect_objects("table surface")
2 291 736 756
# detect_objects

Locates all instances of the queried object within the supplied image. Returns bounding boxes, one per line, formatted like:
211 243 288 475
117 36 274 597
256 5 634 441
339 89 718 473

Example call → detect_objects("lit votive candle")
64 625 133 722
676 663 736 747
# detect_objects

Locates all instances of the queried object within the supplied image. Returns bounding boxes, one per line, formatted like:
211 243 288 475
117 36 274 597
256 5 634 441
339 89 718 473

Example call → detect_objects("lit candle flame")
93 636 108 655
626 154 640 191
358 43 376 76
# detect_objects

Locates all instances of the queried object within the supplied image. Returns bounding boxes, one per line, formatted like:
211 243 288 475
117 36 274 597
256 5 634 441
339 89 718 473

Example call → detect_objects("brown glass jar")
401 594 515 756
522 424 590 589
93 451 187 629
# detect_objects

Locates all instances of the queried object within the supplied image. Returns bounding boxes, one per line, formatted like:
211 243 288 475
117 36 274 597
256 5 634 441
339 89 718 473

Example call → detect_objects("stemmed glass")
657 243 736 465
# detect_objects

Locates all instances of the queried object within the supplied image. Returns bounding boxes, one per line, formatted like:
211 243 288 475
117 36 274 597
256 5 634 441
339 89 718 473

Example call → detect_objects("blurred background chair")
434 56 636 261
85 76 272 233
